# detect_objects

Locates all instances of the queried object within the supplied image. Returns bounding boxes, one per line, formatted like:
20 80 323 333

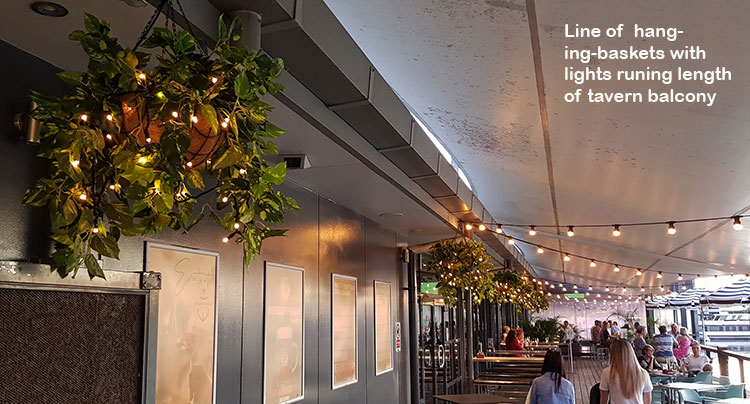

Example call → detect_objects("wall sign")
395 322 402 352
374 281 393 375
264 263 305 404
148 243 219 404
331 274 358 389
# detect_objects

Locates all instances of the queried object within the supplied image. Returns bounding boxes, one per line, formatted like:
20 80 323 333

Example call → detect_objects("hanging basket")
117 93 226 168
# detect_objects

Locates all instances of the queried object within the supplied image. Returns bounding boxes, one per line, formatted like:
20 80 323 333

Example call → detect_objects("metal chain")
173 0 205 53
133 0 169 51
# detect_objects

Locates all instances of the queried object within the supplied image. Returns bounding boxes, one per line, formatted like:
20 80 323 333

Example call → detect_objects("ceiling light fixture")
30 1 68 17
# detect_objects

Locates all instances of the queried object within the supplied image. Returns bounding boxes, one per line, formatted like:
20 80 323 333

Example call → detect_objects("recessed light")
30 2 68 17
378 212 403 218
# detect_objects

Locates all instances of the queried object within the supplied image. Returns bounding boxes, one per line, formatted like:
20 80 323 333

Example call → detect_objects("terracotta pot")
118 93 225 168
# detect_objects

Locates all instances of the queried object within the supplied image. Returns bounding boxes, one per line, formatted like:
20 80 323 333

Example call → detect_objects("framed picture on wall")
331 274 358 389
374 281 393 375
147 243 219 404
263 262 305 404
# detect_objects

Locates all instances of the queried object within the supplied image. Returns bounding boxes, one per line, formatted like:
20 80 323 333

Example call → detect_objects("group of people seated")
501 325 528 352
639 324 712 373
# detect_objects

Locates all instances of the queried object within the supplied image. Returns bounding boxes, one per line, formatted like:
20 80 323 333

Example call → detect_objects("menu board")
331 274 358 389
374 281 393 375
149 244 218 404
264 263 305 404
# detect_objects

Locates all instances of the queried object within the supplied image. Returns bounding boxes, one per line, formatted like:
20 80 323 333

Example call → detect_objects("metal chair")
679 389 706 404
701 384 745 399
693 371 713 383
711 376 731 385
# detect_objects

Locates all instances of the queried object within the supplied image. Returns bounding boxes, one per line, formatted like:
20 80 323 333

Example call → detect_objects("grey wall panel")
413 156 458 198
317 196 367 404
0 40 62 262
364 219 400 404
241 183 320 404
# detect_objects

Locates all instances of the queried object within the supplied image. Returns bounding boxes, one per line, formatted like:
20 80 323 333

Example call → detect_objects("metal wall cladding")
413 155 460 198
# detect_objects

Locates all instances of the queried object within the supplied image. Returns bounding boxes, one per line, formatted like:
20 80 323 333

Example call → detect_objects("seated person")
640 345 663 372
505 329 524 357
680 341 712 374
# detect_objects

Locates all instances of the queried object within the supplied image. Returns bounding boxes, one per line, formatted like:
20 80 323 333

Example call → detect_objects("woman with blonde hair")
600 340 653 404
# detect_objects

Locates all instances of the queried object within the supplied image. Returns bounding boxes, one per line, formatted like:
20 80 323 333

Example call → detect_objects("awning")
667 287 710 308
646 295 670 309
700 278 750 305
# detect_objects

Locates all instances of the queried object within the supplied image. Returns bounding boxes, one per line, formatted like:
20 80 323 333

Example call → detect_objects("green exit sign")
421 282 439 295
565 293 585 299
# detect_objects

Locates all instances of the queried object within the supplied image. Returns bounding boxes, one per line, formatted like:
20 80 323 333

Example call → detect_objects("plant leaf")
84 253 105 279
234 72 250 99
200 104 219 134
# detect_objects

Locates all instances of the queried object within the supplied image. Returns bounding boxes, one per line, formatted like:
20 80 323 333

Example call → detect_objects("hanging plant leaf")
24 14 297 278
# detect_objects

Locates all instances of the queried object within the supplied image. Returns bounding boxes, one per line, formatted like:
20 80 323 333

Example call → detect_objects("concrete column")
228 10 261 51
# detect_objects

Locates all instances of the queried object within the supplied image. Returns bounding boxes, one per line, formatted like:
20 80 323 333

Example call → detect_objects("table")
433 394 515 404
473 356 545 363
714 399 750 404
658 382 726 403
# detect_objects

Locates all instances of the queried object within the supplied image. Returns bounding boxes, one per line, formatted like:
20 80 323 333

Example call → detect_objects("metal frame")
0 260 158 404
263 262 306 404
144 242 220 404
374 280 394 376
331 273 359 390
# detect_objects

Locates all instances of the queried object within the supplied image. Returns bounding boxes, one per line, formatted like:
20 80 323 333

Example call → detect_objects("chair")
701 384 745 399
589 383 600 404
651 386 666 404
679 389 706 404
711 376 731 385
693 371 713 383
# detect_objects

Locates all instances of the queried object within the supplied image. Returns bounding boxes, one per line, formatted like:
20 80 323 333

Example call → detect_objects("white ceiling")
324 0 750 292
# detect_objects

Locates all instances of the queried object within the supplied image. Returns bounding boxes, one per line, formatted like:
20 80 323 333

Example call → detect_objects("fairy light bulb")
191 115 198 123
507 237 515 245
478 224 486 231
495 225 503 234
109 184 116 190
573 284 578 289
612 224 621 237
641 287 645 292
106 133 113 140
622 287 626 293
547 292 552 296
221 196 229 203
211 76 218 84
222 237 229 243
221 121 228 128
544 281 549 285
588 285 593 291
636 268 643 276
138 73 146 80
605 286 609 292
734 216 744 231
234 222 241 229
186 162 193 168
239 168 246 175
677 273 683 281
614 265 620 272
563 253 571 262
590 260 597 268
80 114 88 122
465 223 473 231
528 226 537 236
596 293 601 297
171 111 179 118
536 246 544 254
146 137 152 143
71 160 80 167
106 114 113 121
660 285 665 291
92 227 99 234
79 193 87 201
137 157 147 164
681 285 687 290
567 226 575 237
657 271 663 279
667 221 677 235
550 284 555 289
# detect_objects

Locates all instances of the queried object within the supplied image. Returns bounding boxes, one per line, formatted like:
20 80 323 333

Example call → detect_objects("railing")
702 344 750 383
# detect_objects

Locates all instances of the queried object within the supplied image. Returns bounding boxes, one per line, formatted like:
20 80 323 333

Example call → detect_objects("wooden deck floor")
570 357 606 404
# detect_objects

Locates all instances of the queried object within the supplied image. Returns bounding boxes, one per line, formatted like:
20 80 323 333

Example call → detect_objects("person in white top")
680 341 712 374
563 321 576 342
600 339 653 404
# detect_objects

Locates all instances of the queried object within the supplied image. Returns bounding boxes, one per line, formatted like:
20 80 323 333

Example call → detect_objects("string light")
678 273 683 280
536 246 544 254
137 157 147 164
210 76 218 83
71 160 80 167
605 286 609 292
80 114 88 122
590 260 597 268
734 217 744 231
222 237 229 243
636 268 643 276
613 265 620 272
496 225 503 234
79 193 87 201
221 196 229 203
186 162 193 168
528 226 537 236
667 221 677 235
171 111 179 118
478 224 486 231
191 115 198 123
465 223 473 231
234 222 241 229
92 227 99 234
681 285 687 290
567 226 575 237
657 271 663 279
221 121 229 129
507 237 515 245
588 285 592 290
109 184 116 190
660 285 665 291
106 114 113 121
146 137 152 143
563 253 571 261
137 73 146 80
612 225 621 237
106 134 113 140
641 287 645 292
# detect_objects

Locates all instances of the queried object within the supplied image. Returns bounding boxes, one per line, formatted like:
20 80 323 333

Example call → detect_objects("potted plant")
23 14 297 278
426 239 496 305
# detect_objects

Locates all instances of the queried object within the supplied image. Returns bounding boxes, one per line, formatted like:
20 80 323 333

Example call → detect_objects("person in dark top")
600 321 611 346
640 345 662 372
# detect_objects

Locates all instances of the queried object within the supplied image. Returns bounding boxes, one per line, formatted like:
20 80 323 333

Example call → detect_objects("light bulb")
465 223 473 231
221 196 229 203
573 284 578 289
667 221 677 235
529 226 536 236
612 225 621 237
92 227 99 233
641 287 645 292
657 271 663 279
222 237 229 243
186 161 193 168
596 293 601 297
559 283 563 287
221 121 228 128
678 273 683 280
80 114 88 122
146 137 152 143
137 157 147 164
681 285 687 290
171 111 179 118
106 114 113 121
156 91 165 98
734 216 744 231
588 285 592 290
496 225 503 234
660 285 665 291
106 134 113 140
548 292 552 296
605 286 609 291
550 285 555 289
590 260 597 268
507 237 515 245
622 287 626 293
636 268 643 276
79 193 87 201
71 160 80 167
614 265 620 272
478 224 486 231
567 226 575 237
239 168 246 175
545 281 549 285
138 73 146 80
211 76 218 83
563 253 571 262
191 115 198 123
109 184 116 190
234 222 240 229
536 246 544 254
